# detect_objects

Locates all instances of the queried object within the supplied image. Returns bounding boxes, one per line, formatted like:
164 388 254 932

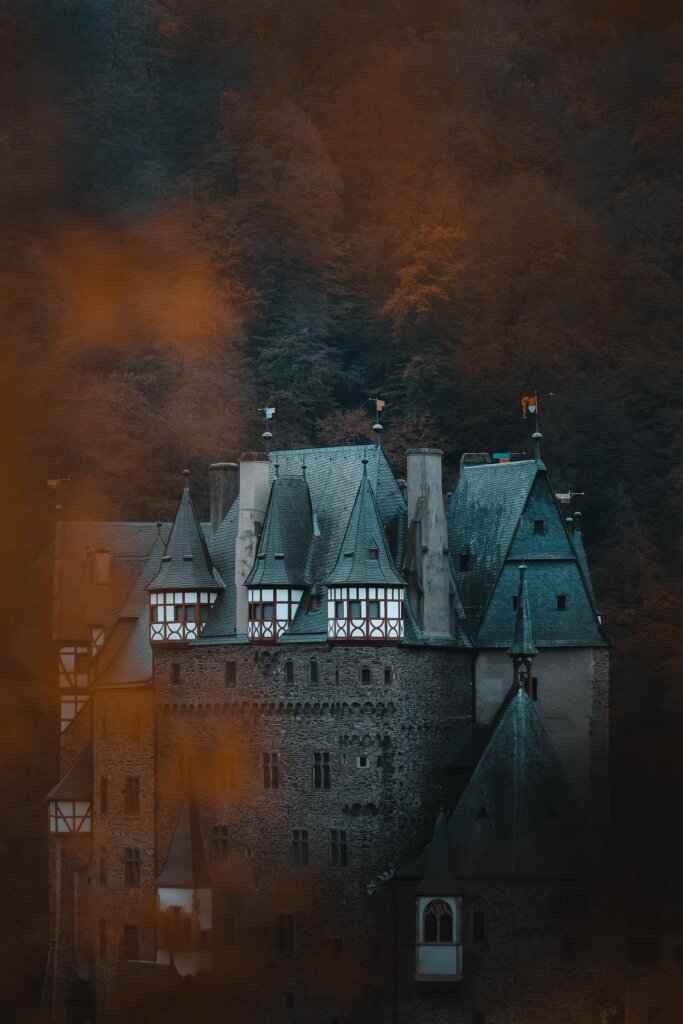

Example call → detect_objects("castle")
46 428 658 1023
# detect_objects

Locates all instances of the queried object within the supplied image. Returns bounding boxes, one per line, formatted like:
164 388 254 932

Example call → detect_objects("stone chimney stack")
406 448 452 637
235 453 270 634
209 462 239 536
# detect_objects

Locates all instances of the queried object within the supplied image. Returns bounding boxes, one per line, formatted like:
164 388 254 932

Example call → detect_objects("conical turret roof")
147 473 221 592
245 475 314 587
508 564 538 658
155 794 211 888
324 460 404 587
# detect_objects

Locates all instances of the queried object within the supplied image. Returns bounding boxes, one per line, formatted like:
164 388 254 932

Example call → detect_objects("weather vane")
369 397 385 448
258 405 275 453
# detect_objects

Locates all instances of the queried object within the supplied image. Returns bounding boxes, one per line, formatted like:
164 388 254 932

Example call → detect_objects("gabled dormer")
147 471 223 643
245 474 313 641
324 458 405 641
156 794 212 977
415 810 463 982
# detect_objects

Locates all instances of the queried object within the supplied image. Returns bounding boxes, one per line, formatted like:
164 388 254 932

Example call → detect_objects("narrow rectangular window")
309 594 319 611
383 667 392 684
334 668 340 685
276 913 294 951
531 677 538 701
225 661 236 687
313 752 331 790
329 829 348 867
368 600 380 617
98 918 107 959
124 777 140 816
211 825 229 861
263 752 280 789
533 520 546 535
349 600 362 617
291 829 309 866
309 659 319 684
121 924 139 961
335 601 344 618
284 660 294 684
124 848 141 887
512 596 518 611
100 776 108 814
557 594 567 611
171 662 180 686
99 846 108 885
459 553 470 571
360 666 372 684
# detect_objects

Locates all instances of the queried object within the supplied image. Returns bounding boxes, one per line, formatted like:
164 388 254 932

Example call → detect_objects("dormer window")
534 520 546 535
48 800 91 834
459 553 470 572
556 594 567 611
369 547 379 560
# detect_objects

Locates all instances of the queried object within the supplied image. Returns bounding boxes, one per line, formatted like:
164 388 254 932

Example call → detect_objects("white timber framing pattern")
327 586 404 640
247 587 304 640
48 799 92 834
59 644 90 733
149 591 219 642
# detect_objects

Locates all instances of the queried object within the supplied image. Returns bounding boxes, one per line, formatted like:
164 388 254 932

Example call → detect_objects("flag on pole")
521 395 538 419
369 398 385 413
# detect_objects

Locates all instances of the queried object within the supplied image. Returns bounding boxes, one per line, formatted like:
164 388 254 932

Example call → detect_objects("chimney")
234 453 270 634
94 549 112 587
209 462 239 536
406 449 451 637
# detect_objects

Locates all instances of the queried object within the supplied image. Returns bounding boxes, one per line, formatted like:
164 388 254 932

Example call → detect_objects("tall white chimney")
406 448 451 637
234 453 270 634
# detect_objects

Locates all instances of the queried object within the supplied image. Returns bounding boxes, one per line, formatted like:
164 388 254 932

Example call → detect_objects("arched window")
472 898 487 942
423 899 454 943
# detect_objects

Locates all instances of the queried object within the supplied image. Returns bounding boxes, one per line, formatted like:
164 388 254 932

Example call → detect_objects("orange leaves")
40 209 245 358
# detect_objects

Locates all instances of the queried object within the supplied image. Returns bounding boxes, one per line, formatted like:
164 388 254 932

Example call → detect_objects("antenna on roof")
258 405 275 454
369 397 385 448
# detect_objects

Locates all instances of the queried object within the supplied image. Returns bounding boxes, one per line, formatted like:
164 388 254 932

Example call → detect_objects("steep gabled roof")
245 476 314 587
448 460 538 627
47 745 92 801
445 689 611 878
570 513 597 605
93 530 167 687
53 522 168 641
147 476 221 592
155 794 211 888
416 810 461 895
324 460 404 587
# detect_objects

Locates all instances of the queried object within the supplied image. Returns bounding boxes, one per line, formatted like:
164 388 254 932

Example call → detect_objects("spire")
147 471 219 591
416 810 460 895
508 564 538 660
533 430 543 466
156 794 211 888
369 397 385 448
245 475 313 587
324 458 404 587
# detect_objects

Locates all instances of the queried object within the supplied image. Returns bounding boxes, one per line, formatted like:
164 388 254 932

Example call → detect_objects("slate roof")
245 476 314 587
508 564 538 657
570 513 597 605
47 745 92 801
53 522 169 641
93 531 167 687
448 461 538 627
324 460 404 587
155 794 211 888
416 810 461 895
449 460 605 649
443 689 611 878
148 477 222 592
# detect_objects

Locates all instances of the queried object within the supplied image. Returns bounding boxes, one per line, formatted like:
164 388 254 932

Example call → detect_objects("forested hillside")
0 0 681 1015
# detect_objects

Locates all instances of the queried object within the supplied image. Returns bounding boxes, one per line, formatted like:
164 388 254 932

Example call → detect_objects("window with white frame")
149 590 218 642
247 588 304 641
327 586 403 641
48 800 91 834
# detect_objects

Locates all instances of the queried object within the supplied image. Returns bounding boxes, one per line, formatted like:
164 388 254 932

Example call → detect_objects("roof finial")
533 431 542 464
274 461 280 479
369 397 385 448
259 404 275 454
301 460 307 479
182 468 191 490
361 455 369 478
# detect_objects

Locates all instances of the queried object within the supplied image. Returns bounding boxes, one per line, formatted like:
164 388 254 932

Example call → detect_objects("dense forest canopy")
0 0 681 1011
